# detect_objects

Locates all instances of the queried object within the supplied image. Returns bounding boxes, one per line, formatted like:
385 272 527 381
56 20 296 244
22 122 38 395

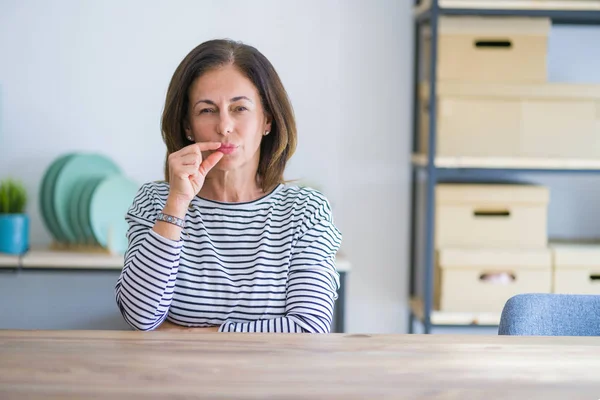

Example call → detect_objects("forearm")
152 196 188 240
115 228 183 331
219 313 332 333
156 320 220 332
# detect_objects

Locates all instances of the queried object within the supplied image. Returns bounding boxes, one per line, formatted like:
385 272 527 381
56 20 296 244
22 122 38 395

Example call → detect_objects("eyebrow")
194 96 253 107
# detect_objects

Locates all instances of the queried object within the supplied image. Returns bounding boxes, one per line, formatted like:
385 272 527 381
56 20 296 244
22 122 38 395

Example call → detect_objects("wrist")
164 196 189 219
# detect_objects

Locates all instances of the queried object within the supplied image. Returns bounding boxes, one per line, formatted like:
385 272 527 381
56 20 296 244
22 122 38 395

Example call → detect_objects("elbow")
128 322 157 332
120 308 162 332
115 293 164 332
305 318 332 334
301 324 330 334
289 314 331 334
313 322 332 334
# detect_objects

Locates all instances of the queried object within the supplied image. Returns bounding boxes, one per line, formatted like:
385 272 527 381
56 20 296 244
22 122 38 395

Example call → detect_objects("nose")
218 111 234 136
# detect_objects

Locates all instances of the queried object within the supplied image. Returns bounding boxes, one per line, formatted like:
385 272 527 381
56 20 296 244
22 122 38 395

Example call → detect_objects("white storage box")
552 243 600 294
436 184 549 249
420 82 600 159
423 16 550 83
435 248 552 313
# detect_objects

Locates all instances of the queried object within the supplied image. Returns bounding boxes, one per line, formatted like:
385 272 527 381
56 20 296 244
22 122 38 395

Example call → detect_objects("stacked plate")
39 153 140 254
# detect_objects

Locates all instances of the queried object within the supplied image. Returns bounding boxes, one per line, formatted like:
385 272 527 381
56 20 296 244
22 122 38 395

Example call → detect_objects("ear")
183 114 193 137
265 116 272 133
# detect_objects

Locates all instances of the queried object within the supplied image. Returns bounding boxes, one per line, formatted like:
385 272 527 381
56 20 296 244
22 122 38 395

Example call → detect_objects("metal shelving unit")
409 0 600 334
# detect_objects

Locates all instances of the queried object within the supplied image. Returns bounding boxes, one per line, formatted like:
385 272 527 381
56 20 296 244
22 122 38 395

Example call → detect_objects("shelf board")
14 248 352 272
410 297 501 326
412 154 600 172
21 249 124 270
0 253 20 269
415 0 600 24
335 257 352 272
420 0 600 11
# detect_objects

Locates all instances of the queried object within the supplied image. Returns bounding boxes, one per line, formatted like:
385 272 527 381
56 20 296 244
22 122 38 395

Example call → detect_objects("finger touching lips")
195 142 222 151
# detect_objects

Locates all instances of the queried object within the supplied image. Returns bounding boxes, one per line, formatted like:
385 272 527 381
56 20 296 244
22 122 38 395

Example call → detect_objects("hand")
155 320 220 332
167 142 224 207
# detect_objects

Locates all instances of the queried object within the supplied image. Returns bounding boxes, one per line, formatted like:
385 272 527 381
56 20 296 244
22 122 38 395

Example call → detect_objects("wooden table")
1 331 599 399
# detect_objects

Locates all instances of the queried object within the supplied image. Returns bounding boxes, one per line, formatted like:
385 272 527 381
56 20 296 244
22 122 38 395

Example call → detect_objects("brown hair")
161 39 297 193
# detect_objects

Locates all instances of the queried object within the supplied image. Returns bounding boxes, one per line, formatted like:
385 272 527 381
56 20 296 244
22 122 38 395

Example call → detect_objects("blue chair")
498 293 600 336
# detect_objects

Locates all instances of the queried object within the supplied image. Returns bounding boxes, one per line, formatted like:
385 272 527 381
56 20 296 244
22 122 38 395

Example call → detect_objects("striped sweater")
115 181 342 333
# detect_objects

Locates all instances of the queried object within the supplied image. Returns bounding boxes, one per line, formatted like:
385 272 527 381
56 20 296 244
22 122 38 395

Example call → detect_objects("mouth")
217 144 238 155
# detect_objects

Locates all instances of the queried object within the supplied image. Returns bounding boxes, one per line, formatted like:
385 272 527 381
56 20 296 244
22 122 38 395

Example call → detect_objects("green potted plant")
0 178 29 254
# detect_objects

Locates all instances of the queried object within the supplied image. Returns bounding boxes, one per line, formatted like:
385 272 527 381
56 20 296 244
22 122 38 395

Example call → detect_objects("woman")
115 39 342 333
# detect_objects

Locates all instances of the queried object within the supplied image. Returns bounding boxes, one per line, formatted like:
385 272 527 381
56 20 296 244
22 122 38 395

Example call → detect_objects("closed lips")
217 144 238 154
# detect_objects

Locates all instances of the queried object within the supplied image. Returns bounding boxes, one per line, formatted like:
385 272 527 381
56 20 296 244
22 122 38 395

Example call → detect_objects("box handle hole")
474 209 511 218
480 272 516 284
590 274 600 282
474 40 512 49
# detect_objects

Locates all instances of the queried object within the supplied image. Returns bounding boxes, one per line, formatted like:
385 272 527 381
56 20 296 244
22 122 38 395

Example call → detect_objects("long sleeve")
115 183 183 331
218 196 342 333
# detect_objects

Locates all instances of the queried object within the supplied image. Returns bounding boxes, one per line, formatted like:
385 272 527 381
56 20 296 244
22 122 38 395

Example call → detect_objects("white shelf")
21 249 124 270
412 154 600 170
13 248 352 272
411 297 501 326
335 257 351 272
416 0 600 12
0 253 20 268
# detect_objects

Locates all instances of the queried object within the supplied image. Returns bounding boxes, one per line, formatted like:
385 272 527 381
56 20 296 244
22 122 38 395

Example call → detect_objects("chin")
213 158 240 172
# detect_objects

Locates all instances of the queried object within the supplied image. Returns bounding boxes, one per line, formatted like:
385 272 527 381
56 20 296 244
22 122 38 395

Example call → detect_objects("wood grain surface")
1 330 599 399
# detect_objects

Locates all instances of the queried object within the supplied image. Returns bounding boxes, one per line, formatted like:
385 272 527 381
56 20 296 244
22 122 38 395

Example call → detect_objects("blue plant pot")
0 214 29 255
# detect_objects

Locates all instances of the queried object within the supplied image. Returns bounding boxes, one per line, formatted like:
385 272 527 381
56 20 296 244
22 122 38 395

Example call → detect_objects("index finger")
195 142 222 152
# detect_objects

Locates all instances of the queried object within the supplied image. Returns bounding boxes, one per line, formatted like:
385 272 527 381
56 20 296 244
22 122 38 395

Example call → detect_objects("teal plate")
67 178 93 244
40 154 75 243
89 175 139 254
77 177 104 246
38 154 64 240
53 154 121 244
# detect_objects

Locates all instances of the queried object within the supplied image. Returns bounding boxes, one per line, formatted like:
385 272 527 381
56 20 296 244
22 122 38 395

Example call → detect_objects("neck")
199 168 264 203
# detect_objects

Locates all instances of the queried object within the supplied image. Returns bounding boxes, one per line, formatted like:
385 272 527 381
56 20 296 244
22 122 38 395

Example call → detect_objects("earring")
187 136 193 141
263 131 270 136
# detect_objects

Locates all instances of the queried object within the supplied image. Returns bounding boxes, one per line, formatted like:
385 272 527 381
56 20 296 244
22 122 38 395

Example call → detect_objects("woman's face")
185 64 271 174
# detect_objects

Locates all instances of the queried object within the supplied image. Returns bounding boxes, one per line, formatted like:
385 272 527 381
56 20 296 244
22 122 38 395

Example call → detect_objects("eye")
199 108 215 114
235 106 248 112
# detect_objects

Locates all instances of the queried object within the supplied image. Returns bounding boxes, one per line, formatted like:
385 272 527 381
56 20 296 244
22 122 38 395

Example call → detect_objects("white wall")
0 0 412 333
336 1 411 333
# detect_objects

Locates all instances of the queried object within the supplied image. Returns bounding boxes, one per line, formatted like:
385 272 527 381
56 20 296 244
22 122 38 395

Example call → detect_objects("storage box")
436 184 549 248
435 248 552 313
420 82 600 159
423 16 550 83
552 243 600 294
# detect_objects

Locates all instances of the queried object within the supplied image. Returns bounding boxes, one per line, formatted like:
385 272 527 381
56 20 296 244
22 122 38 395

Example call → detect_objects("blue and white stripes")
115 181 341 333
